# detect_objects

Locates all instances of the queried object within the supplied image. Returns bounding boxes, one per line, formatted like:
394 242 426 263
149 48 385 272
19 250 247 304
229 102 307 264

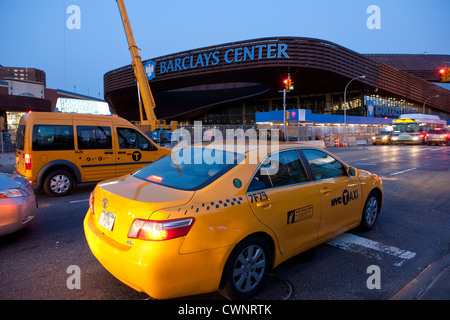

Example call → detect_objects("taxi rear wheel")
219 235 272 300
43 169 74 197
359 190 380 231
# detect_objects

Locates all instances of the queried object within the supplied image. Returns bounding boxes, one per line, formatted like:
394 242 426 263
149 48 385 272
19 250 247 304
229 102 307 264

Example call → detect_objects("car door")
300 149 362 238
246 149 322 254
75 125 116 182
114 127 160 177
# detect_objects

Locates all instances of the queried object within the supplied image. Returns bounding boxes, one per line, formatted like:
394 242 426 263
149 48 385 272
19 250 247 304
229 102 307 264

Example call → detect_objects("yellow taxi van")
15 112 170 196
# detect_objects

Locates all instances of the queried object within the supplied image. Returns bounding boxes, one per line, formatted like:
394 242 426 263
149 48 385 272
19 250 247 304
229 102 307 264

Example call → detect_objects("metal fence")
0 124 382 153
1 132 16 153
173 123 382 148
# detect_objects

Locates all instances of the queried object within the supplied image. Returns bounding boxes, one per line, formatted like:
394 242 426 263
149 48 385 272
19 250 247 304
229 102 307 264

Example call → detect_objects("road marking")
69 199 89 203
327 233 416 266
389 164 430 176
39 199 89 207
389 167 418 176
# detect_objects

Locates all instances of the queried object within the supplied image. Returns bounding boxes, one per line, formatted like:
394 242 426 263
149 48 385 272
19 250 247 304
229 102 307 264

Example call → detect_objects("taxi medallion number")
99 209 116 231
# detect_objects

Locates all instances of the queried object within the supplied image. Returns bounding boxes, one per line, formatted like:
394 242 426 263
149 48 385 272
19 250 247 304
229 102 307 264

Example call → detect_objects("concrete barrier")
0 153 15 173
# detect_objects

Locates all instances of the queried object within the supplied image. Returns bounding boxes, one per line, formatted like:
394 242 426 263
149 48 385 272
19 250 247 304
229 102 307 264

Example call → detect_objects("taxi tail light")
128 218 195 241
24 153 32 170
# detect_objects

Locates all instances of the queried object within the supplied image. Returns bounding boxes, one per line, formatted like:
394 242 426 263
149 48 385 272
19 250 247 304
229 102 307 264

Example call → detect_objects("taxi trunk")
89 175 195 246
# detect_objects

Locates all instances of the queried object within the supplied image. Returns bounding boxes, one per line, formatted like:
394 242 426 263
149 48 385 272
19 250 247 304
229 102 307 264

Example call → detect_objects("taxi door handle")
320 187 331 195
257 200 273 208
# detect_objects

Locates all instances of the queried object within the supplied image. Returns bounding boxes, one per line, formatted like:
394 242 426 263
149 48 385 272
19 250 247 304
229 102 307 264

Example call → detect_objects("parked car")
15 112 170 197
0 173 37 236
427 128 449 146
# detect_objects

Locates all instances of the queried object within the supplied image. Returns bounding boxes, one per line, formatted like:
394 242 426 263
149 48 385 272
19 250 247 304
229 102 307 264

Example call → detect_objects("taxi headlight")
413 136 419 140
392 136 398 140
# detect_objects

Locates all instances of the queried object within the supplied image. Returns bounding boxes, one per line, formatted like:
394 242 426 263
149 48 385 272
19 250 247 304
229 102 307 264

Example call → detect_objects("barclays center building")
104 37 450 126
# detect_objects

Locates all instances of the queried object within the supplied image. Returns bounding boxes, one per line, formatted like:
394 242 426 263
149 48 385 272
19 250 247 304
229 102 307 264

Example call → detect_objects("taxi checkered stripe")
179 197 244 215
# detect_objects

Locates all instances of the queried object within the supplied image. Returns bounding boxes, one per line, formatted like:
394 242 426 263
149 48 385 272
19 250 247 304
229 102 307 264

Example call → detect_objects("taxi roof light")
128 218 195 241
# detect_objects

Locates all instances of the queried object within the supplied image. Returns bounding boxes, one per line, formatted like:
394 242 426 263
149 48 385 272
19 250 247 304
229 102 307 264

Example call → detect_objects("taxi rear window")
429 129 447 134
133 147 245 191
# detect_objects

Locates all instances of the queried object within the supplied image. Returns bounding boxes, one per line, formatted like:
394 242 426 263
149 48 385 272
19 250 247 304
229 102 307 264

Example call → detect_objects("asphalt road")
0 144 449 301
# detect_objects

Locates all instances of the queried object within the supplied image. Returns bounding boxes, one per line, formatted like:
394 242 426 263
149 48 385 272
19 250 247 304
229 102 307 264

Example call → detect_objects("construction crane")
116 0 177 134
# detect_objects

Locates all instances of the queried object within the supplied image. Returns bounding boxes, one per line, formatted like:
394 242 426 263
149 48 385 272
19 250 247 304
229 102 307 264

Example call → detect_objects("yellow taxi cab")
15 112 170 196
371 130 392 145
84 143 383 299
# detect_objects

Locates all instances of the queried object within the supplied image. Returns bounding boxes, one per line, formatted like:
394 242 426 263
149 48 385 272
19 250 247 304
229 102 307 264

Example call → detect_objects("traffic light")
283 79 289 90
439 68 449 82
283 78 295 90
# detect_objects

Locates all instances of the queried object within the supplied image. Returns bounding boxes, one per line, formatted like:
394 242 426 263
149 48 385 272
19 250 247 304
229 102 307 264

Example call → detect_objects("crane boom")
116 0 157 131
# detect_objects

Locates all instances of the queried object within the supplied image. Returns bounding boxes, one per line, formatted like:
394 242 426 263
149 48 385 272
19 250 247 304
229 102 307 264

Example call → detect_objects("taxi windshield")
133 147 245 190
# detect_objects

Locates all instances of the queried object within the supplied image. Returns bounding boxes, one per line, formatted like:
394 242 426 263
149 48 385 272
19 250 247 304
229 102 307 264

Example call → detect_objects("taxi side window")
248 150 308 192
301 149 346 180
77 126 112 149
117 127 156 151
32 125 74 151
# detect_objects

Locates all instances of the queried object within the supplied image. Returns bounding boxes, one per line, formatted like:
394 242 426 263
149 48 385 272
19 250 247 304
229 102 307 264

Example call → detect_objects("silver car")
0 173 37 236
427 128 449 146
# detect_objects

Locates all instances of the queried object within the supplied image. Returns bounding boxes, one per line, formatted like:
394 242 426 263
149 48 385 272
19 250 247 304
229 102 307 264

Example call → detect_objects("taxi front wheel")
359 190 380 231
219 235 272 300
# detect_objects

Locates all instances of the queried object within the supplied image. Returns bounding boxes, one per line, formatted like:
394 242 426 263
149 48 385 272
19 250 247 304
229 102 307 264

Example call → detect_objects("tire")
43 169 74 197
219 236 272 300
359 190 380 231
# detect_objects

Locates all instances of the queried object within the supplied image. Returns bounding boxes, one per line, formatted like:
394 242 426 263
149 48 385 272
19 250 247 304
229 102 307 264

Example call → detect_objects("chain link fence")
1 132 16 154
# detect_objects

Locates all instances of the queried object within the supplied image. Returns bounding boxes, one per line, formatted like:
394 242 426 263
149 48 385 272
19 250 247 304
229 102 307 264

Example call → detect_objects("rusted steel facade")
104 37 450 122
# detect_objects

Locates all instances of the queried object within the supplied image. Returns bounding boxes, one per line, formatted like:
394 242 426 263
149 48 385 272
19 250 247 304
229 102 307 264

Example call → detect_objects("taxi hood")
96 174 195 209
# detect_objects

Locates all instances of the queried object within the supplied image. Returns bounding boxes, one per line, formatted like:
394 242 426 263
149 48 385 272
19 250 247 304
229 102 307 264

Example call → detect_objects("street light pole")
422 95 439 114
344 75 365 144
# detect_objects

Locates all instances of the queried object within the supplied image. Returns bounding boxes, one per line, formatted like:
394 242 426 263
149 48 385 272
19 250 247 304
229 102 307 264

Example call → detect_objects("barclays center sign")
365 96 418 118
144 43 290 79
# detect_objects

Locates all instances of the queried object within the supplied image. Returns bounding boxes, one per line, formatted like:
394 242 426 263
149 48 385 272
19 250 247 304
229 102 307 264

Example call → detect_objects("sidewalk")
391 252 450 300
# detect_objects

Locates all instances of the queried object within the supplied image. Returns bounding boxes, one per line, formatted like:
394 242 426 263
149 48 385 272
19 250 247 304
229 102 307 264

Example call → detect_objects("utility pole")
280 73 293 140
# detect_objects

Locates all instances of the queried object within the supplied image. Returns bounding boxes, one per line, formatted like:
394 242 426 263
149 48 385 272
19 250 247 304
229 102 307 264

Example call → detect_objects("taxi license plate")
99 209 116 231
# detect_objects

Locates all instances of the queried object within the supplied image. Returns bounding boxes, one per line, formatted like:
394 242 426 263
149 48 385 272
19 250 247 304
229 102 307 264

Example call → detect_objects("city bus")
391 114 446 144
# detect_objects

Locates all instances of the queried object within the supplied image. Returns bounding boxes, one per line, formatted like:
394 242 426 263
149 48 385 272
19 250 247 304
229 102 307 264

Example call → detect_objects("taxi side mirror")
347 166 359 177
